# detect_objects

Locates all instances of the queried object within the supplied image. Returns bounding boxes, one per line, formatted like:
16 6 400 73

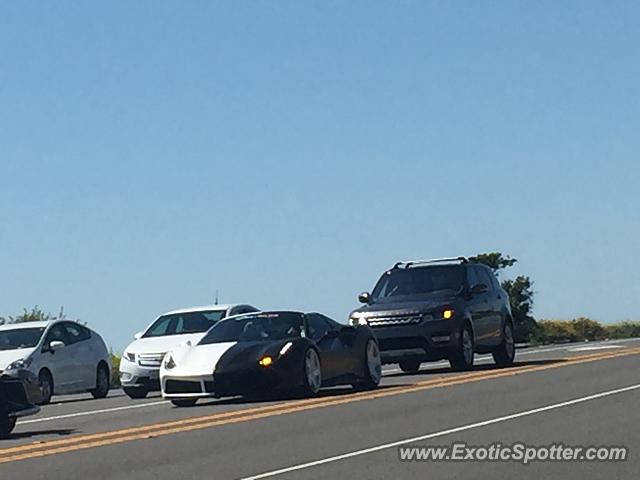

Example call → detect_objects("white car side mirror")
134 332 143 340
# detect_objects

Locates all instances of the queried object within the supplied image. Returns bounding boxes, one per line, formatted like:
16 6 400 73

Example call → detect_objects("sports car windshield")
371 265 465 303
143 310 226 338
0 327 46 350
199 313 304 344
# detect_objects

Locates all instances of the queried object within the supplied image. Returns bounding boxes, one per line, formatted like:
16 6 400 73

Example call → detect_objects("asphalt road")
2 338 639 479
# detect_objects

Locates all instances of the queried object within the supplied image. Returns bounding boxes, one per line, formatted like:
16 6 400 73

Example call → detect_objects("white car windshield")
143 311 226 338
0 327 46 350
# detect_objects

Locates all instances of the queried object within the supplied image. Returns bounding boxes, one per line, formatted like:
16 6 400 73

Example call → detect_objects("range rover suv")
349 257 515 372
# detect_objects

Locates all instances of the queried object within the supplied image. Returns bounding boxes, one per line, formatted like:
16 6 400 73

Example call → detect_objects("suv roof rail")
393 257 468 269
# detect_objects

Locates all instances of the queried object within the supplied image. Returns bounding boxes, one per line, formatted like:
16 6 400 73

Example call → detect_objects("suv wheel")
492 321 516 367
449 324 474 371
398 360 421 373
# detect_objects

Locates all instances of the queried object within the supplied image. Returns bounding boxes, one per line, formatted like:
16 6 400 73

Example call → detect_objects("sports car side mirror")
358 292 371 304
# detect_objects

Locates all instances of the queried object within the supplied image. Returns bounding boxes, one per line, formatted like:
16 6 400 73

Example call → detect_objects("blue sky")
1 1 639 351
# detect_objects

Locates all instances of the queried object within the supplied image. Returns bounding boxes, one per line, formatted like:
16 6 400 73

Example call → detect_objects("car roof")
161 304 240 316
0 320 55 330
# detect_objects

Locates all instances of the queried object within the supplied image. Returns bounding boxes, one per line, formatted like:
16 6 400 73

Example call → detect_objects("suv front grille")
367 315 423 327
137 353 166 367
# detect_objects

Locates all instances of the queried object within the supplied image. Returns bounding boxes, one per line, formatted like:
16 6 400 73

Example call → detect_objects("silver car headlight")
7 358 32 370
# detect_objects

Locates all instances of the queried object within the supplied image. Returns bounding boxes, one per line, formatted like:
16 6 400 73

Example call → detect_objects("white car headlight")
164 354 176 370
7 358 32 370
123 351 136 362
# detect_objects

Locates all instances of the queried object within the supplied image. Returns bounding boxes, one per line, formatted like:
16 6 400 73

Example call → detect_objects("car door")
306 314 344 382
40 323 75 393
477 267 505 345
63 322 96 390
466 266 494 346
480 267 504 345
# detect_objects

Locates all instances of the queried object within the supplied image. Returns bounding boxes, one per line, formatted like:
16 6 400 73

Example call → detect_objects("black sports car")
159 311 382 406
1 370 42 437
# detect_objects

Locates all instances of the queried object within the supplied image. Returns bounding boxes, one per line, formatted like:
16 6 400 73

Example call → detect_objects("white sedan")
0 320 112 404
119 304 259 399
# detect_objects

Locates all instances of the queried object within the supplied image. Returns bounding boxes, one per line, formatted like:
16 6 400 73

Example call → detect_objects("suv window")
64 323 91 344
371 265 465 302
475 267 494 291
466 267 481 287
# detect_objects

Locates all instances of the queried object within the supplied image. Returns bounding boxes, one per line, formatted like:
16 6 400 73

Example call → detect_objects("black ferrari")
160 311 382 406
1 370 42 437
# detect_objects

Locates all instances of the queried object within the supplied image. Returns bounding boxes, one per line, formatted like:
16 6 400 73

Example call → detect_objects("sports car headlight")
258 356 273 367
164 354 176 370
7 358 32 370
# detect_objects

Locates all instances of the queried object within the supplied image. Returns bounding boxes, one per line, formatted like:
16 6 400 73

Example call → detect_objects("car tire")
171 399 198 407
90 364 110 399
449 324 475 371
38 369 53 405
299 348 322 397
123 387 149 399
492 320 516 367
353 338 382 391
398 360 421 374
0 415 17 438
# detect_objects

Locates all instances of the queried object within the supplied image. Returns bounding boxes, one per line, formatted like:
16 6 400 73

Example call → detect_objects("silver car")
0 320 112 404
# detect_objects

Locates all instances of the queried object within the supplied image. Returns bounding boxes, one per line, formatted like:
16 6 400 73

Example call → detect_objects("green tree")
469 252 536 342
0 306 67 325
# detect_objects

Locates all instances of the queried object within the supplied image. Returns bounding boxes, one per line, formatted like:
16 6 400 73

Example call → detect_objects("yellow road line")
2 346 639 464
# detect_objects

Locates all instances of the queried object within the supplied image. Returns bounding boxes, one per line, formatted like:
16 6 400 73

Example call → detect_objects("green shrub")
533 318 640 344
110 352 121 388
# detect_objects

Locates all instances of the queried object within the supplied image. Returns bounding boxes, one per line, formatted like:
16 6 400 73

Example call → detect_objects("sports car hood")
125 334 206 355
162 340 290 377
0 348 35 371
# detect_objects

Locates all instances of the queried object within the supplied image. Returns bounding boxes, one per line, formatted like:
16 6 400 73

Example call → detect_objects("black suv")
349 257 515 372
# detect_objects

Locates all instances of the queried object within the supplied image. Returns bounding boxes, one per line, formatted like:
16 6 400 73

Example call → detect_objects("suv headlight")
7 358 32 370
350 316 368 326
163 354 176 370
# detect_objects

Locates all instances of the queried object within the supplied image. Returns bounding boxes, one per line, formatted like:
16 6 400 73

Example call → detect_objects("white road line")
17 401 167 425
569 345 624 352
240 383 640 480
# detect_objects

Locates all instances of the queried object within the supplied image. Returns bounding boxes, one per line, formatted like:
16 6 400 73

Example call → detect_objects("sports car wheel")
301 348 322 396
171 399 198 407
353 338 382 390
0 416 17 438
